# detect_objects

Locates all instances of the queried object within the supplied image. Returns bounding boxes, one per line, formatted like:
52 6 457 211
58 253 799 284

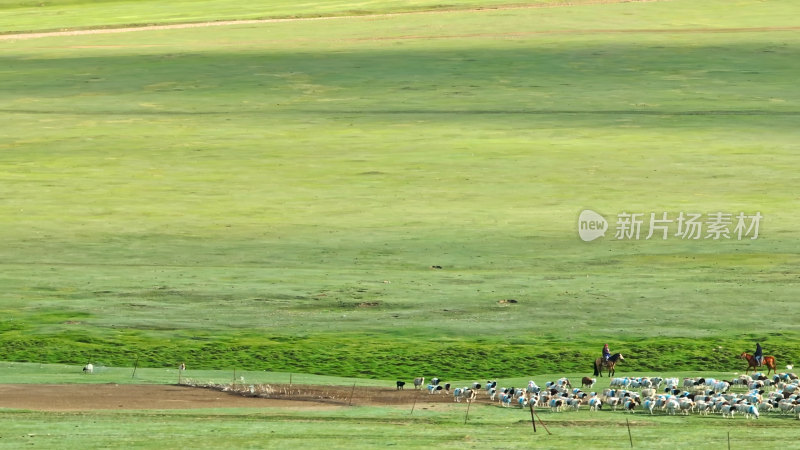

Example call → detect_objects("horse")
739 352 777 376
594 353 624 377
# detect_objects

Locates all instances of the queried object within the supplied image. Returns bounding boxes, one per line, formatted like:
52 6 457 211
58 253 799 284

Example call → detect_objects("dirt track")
0 383 460 411
0 0 671 41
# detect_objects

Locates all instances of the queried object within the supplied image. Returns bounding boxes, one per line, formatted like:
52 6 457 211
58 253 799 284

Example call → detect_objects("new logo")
578 210 608 242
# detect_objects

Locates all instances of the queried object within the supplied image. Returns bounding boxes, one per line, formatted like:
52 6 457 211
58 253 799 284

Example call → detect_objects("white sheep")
758 402 775 414
678 399 695 415
665 399 680 415
721 404 736 418
695 399 711 415
82 363 93 374
738 403 760 419
643 398 658 414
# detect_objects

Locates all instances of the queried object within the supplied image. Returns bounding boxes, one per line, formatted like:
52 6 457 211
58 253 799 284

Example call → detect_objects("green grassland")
0 0 624 33
1 0 800 379
0 363 798 449
3 405 796 449
1 401 797 449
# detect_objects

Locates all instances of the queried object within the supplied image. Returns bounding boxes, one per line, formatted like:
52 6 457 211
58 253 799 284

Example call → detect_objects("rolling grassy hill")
1 0 799 377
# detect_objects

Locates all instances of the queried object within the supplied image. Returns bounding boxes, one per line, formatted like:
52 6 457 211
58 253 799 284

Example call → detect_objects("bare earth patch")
0 383 464 411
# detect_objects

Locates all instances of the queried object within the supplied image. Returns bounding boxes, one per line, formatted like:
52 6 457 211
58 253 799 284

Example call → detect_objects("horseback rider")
754 342 763 366
603 343 611 362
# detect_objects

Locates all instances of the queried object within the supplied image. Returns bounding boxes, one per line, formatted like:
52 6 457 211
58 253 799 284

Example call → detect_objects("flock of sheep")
78 361 799 419
403 372 800 419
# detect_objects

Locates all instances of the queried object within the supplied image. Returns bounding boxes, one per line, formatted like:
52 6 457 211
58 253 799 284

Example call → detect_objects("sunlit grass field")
3 401 795 449
1 0 799 378
0 363 798 449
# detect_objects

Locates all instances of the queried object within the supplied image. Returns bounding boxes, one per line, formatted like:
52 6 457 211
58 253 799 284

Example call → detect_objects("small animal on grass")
396 381 405 390
581 377 596 389
453 388 477 403
413 377 425 389
427 384 443 394
82 364 93 374
623 397 641 413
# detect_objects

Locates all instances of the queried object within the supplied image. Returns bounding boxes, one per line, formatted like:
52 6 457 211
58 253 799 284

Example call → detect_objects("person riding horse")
754 342 763 366
603 344 611 363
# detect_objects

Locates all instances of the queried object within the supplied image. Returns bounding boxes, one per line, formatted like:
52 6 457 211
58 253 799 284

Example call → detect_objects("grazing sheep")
545 378 571 392
610 377 630 389
413 377 425 390
581 377 596 389
741 403 760 419
721 404 735 418
777 400 796 415
678 399 695 415
665 399 680 415
711 380 730 394
536 391 550 407
548 398 564 412
664 378 680 389
643 398 658 415
453 387 476 403
427 384 443 394
654 395 670 411
649 377 664 390
695 399 711 415
758 402 775 414
82 364 93 374
782 384 799 395
623 397 640 413
396 381 405 390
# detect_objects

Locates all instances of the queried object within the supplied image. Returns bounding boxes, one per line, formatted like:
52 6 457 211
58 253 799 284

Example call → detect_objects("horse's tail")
593 359 600 377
